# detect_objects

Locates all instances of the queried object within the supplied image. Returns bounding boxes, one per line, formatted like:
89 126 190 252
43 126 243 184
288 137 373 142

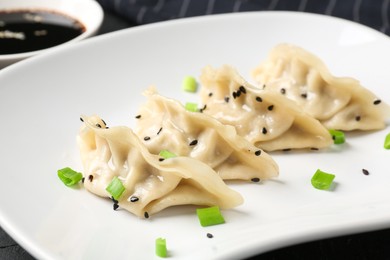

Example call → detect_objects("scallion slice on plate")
182 76 197 93
384 133 390 149
196 206 225 227
159 150 177 159
311 169 335 190
184 102 198 112
106 176 126 200
57 167 83 186
329 129 345 144
155 238 167 258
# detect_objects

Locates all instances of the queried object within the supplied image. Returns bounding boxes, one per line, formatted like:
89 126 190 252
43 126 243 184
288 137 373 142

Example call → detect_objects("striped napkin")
96 0 390 35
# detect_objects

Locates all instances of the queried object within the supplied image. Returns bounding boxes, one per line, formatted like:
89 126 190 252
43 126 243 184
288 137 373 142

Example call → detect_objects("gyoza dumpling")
78 115 243 218
252 43 390 131
133 87 278 181
199 65 333 152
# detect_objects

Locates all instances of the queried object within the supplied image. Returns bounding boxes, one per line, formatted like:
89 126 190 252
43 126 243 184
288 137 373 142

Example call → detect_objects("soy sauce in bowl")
0 9 85 55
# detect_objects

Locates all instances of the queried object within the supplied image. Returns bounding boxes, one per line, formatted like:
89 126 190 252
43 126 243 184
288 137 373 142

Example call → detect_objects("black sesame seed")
280 88 286 94
189 140 198 146
157 127 163 135
362 169 369 175
80 117 84 122
301 93 307 98
239 86 246 94
101 119 107 126
88 175 93 182
135 115 141 119
255 150 261 156
208 92 213 97
81 177 85 183
373 99 381 105
130 196 139 202
256 96 262 102
262 127 267 134
159 158 165 162
207 233 214 238
232 92 237 99
144 136 151 141
96 123 102 128
113 203 119 210
355 115 361 121
310 147 319 151
251 177 260 182
111 196 119 204
144 212 149 219
267 105 274 111
224 96 230 103
236 90 241 98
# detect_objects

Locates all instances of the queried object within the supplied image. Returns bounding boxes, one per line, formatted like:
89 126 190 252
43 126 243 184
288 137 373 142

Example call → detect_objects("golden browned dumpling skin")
134 88 278 181
78 115 244 218
252 43 390 131
199 65 333 151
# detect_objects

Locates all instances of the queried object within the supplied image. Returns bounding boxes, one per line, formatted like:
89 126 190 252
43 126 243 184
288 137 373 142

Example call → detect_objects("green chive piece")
182 76 197 92
185 102 198 112
329 129 345 144
106 176 126 200
57 167 83 186
196 206 225 227
159 149 177 159
311 169 335 190
155 238 167 258
384 133 390 149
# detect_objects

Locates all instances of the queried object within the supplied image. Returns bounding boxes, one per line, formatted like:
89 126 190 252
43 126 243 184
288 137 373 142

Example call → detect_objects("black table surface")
1 9 390 260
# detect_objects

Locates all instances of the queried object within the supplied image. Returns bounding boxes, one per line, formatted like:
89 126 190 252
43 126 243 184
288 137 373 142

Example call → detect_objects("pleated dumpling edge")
199 64 333 151
77 115 244 218
251 43 390 131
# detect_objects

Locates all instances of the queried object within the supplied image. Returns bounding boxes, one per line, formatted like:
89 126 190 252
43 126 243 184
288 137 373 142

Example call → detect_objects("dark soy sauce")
0 9 85 55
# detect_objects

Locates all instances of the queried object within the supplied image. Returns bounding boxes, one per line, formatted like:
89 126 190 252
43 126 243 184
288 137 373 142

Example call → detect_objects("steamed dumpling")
133 87 278 181
78 115 243 218
199 65 333 151
252 43 390 131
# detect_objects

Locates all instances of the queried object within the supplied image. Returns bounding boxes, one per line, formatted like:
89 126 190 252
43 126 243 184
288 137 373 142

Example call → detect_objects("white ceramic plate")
1 11 390 260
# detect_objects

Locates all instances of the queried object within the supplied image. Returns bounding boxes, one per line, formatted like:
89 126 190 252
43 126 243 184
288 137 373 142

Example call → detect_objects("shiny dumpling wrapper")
78 115 244 218
199 64 333 152
133 87 278 181
251 43 390 131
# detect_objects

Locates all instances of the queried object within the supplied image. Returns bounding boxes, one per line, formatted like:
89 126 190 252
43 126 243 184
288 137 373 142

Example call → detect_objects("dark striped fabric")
96 0 390 35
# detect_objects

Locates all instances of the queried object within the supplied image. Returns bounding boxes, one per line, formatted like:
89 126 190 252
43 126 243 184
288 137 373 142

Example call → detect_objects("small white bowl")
0 0 104 69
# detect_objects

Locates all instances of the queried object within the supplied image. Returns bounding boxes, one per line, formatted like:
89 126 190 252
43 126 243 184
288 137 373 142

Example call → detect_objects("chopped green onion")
329 129 345 144
311 169 335 190
196 206 225 227
182 76 197 92
185 102 198 112
57 167 83 186
155 238 167 258
106 176 126 200
159 149 177 159
384 133 390 149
